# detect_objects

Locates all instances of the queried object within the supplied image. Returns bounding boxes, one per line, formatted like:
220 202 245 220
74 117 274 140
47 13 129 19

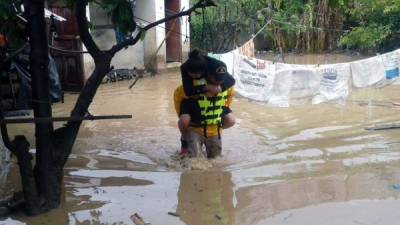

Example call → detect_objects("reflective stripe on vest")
198 90 228 126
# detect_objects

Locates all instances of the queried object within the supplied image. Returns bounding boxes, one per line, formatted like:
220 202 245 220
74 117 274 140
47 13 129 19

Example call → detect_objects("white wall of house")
155 0 167 69
135 0 160 71
136 0 190 70
180 0 190 62
83 3 145 80
82 0 190 78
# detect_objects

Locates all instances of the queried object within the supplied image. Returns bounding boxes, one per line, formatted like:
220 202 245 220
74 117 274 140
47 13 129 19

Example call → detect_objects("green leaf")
140 31 146 41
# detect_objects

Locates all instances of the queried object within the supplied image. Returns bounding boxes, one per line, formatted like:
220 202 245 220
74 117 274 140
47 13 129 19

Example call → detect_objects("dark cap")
212 65 228 82
207 66 228 84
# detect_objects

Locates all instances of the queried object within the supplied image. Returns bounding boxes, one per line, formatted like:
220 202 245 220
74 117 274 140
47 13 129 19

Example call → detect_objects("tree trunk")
26 0 63 211
17 0 112 215
56 58 111 167
4 0 61 215
316 0 328 51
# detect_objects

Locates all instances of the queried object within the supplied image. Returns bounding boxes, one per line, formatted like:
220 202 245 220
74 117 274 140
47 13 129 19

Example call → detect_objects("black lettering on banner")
240 79 265 87
238 69 268 87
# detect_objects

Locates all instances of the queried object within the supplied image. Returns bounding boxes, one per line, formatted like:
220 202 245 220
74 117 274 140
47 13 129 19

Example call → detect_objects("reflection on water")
67 170 182 225
91 148 156 165
235 170 400 225
177 171 234 225
2 56 400 224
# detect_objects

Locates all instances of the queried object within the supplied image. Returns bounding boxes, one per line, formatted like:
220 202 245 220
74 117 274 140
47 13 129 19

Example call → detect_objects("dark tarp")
8 48 63 110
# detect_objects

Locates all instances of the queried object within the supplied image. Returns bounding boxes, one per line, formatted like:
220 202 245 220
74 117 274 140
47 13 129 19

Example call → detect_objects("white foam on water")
343 134 383 141
230 159 326 190
290 148 324 158
92 148 156 165
343 152 400 167
272 125 352 143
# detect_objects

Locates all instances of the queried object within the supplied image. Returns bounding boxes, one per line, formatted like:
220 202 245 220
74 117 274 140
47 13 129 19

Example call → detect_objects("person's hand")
205 84 222 96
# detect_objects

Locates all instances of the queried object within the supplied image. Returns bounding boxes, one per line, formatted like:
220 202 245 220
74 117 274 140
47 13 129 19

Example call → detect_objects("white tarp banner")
379 50 400 85
290 68 319 98
221 50 237 75
350 56 385 88
268 69 291 107
208 50 237 75
275 62 316 71
208 52 222 62
397 49 400 85
211 48 400 106
233 54 276 101
312 63 351 104
269 68 319 107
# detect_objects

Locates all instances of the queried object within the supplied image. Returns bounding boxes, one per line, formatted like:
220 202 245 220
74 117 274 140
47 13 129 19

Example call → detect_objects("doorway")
49 5 85 91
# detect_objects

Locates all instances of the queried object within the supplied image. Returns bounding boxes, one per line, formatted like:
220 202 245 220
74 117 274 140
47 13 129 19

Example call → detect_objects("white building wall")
135 0 159 71
155 0 167 69
137 0 190 71
83 3 145 80
83 0 190 77
82 45 95 80
180 0 190 61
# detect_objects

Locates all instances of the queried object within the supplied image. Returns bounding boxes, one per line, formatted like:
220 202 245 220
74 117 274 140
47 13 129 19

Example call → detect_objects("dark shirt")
180 56 235 97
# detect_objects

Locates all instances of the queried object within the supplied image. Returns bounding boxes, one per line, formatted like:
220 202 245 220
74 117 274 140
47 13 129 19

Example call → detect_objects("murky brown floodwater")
2 54 400 225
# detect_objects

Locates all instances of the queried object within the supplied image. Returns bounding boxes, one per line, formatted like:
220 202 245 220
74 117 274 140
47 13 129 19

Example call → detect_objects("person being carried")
179 71 235 158
173 49 235 156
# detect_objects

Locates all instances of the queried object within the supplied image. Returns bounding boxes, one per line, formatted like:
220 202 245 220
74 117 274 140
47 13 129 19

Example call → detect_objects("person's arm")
173 86 185 116
181 66 205 97
225 87 234 107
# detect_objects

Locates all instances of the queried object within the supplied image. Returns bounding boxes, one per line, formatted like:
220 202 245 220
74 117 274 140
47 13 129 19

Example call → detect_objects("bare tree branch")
107 0 217 56
75 0 104 60
107 30 144 57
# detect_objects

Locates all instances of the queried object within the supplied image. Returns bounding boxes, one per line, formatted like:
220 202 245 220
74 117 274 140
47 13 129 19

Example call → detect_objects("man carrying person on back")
179 70 235 158
173 49 236 158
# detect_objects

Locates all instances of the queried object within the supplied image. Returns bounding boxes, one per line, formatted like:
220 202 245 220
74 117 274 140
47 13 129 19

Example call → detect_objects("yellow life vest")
174 78 207 116
198 90 228 126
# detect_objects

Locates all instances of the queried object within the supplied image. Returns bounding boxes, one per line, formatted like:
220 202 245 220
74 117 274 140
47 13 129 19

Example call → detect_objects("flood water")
2 55 400 225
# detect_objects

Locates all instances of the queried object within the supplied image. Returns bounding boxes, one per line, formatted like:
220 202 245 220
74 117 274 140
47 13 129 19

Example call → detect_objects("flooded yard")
2 68 400 225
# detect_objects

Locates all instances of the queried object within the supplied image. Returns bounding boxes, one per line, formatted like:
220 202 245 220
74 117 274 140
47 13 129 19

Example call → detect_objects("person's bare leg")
205 136 222 158
178 114 191 156
178 114 191 133
186 128 205 158
222 113 236 129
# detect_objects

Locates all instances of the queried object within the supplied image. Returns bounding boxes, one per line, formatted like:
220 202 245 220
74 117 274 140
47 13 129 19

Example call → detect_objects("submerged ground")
2 55 400 225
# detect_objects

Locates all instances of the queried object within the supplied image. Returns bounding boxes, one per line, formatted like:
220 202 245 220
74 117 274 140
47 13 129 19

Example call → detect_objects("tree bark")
11 136 40 215
25 0 61 212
